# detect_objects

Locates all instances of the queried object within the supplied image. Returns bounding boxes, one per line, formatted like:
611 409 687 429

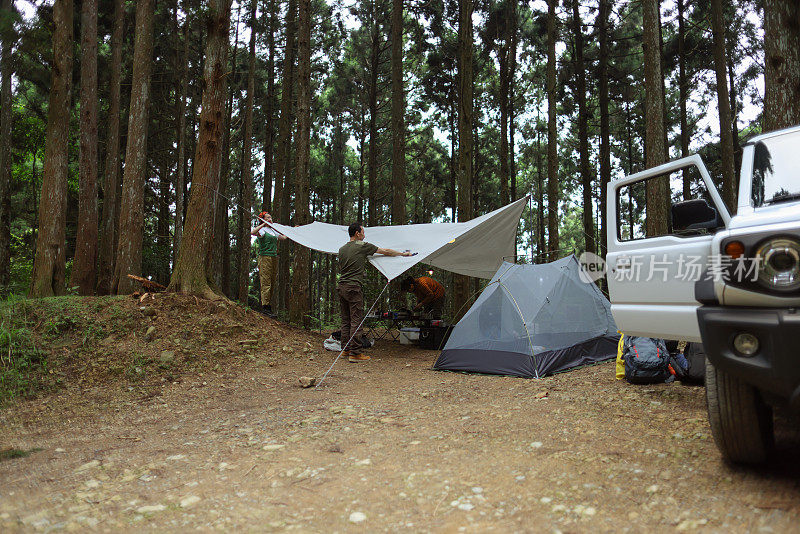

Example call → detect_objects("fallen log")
126 274 167 293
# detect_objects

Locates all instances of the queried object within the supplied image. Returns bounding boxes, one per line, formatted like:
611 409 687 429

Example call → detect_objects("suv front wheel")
705 359 774 464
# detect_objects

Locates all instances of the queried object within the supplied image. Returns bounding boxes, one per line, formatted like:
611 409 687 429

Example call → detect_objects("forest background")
1 0 799 327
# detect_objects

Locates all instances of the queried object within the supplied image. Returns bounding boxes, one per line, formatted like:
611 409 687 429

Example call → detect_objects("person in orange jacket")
401 275 446 319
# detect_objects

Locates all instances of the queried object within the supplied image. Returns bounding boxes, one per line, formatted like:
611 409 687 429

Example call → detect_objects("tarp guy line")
315 281 390 389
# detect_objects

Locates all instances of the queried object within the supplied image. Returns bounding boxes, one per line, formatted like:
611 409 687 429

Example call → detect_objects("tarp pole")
315 281 390 389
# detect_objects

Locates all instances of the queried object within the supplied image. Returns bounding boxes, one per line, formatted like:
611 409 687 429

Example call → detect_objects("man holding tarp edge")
251 212 287 316
339 223 414 362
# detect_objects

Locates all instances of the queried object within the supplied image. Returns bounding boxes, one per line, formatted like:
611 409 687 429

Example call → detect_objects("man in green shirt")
339 223 413 362
251 212 287 315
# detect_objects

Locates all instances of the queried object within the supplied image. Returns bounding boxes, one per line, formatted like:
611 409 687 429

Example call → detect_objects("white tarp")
269 196 528 281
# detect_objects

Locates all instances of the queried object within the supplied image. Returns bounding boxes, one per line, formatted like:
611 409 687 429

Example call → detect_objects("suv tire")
706 358 774 464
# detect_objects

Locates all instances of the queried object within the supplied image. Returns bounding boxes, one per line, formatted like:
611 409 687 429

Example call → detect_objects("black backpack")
680 342 707 384
623 336 671 384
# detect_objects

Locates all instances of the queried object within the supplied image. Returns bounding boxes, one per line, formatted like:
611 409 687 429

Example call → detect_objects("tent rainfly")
433 256 620 378
268 197 528 281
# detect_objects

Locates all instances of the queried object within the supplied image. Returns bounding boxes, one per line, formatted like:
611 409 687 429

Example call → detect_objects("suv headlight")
755 238 800 291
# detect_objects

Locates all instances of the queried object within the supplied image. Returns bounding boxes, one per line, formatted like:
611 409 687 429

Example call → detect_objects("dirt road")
2 306 800 532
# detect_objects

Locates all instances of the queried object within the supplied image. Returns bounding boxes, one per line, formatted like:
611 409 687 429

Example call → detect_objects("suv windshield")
752 131 800 207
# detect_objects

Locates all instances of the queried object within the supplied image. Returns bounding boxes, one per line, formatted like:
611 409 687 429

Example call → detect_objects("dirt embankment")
1 295 799 533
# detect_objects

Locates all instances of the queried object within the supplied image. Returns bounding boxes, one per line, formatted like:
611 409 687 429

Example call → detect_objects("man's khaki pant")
257 255 277 305
338 282 364 351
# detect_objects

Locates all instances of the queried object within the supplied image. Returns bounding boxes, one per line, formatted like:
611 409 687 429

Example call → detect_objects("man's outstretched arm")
251 222 267 236
375 247 414 257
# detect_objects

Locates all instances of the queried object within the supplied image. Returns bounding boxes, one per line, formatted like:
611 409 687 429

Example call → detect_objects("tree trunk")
272 0 297 312
112 0 154 294
289 0 311 325
449 106 456 217
97 0 125 295
173 4 190 264
536 116 545 262
453 0 473 320
658 6 668 157
677 0 690 200
167 0 232 299
711 0 736 212
219 206 231 295
498 36 509 207
391 0 406 226
156 159 170 284
598 0 610 258
546 0 559 260
727 59 742 173
509 0 517 203
71 0 99 295
278 176 293 310
625 101 634 176
472 88 478 213
0 0 14 285
763 0 800 132
335 116 344 225
642 0 668 237
29 0 72 298
572 0 594 256
358 111 365 221
212 154 231 295
389 0 407 307
238 2 257 303
29 151 37 242
216 4 239 296
367 12 380 226
262 0 276 212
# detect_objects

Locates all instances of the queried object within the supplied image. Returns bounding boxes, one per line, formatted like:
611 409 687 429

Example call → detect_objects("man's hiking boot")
347 351 370 363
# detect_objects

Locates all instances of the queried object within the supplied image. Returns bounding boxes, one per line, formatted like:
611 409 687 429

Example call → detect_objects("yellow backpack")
615 333 625 380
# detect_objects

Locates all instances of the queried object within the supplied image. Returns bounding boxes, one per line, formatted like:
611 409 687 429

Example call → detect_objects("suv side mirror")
672 199 721 233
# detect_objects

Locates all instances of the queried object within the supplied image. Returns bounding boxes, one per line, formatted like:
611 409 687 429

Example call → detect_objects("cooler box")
419 325 453 350
398 327 420 345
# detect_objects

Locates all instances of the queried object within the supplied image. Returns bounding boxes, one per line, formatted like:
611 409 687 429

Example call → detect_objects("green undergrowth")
0 293 282 408
0 295 130 406
0 296 48 405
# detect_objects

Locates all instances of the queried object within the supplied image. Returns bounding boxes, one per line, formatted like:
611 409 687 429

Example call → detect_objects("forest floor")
1 293 799 533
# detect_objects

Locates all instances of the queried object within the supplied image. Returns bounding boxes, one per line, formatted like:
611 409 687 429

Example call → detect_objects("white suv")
606 125 800 464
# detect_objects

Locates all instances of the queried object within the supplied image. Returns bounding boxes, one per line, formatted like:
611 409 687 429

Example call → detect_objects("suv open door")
606 155 730 341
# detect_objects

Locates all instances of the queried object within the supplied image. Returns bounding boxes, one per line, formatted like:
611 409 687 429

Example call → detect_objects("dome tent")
434 256 619 378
